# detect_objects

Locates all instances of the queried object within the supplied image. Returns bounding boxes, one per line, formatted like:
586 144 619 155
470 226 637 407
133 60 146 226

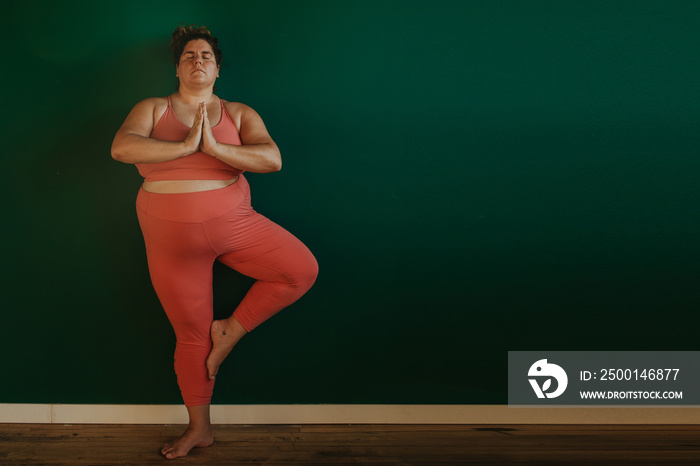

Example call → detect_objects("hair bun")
168 24 222 67
169 24 212 51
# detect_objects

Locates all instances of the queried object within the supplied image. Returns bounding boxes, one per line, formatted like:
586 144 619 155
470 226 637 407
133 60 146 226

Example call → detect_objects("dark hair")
169 24 222 66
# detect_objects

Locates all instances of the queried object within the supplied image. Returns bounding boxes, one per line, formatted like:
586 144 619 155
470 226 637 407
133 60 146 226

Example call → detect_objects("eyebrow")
183 51 213 55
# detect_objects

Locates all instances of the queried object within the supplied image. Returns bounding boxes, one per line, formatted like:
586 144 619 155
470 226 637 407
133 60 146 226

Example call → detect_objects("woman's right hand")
112 97 203 164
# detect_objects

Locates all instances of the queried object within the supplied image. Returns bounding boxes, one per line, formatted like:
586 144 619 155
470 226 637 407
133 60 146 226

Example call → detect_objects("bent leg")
203 210 318 379
214 212 318 331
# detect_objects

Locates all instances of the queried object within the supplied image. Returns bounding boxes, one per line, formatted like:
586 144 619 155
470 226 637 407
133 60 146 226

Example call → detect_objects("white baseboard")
1 404 699 424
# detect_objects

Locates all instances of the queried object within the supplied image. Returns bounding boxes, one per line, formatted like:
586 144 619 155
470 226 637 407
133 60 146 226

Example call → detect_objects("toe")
206 358 219 380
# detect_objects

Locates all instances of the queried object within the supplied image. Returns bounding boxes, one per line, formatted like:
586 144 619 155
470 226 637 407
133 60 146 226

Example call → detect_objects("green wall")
1 0 699 405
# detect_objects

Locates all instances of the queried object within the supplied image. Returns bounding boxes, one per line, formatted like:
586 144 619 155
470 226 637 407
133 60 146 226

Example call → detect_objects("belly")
141 176 239 193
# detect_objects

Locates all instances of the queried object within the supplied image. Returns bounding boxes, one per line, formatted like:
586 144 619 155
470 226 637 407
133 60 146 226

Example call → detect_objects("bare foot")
161 425 214 460
206 318 246 380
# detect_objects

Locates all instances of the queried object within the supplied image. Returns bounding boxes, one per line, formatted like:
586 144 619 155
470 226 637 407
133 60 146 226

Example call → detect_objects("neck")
175 86 215 105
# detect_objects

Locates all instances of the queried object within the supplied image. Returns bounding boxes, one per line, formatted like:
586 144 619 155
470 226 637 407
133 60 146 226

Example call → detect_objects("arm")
201 102 282 173
111 98 202 164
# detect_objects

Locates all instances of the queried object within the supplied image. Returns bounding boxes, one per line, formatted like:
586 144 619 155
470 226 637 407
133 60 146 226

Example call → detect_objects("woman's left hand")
200 102 219 156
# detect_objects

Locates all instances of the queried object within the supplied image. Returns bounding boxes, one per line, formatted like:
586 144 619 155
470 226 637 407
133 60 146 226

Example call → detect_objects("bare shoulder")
141 96 168 122
223 100 258 117
131 97 168 126
222 100 275 143
119 96 169 135
223 100 264 131
130 96 167 112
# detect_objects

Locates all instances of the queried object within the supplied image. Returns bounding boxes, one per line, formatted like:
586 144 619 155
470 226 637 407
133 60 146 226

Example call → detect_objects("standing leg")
137 206 219 458
141 215 218 405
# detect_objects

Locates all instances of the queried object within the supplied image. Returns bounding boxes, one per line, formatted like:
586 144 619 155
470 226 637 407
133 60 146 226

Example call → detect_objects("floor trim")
1 404 699 424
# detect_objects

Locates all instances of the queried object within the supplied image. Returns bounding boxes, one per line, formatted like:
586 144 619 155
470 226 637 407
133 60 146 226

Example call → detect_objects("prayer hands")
183 104 203 153
182 102 218 156
200 103 218 156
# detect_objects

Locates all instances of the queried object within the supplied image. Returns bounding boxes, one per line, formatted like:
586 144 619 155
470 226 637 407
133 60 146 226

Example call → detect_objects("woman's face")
176 39 220 88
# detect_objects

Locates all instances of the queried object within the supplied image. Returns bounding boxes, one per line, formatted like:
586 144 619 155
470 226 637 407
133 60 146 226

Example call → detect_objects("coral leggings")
135 175 318 406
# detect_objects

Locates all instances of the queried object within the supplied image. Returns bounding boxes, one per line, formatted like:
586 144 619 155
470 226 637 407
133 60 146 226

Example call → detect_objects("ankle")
226 315 249 335
186 420 212 431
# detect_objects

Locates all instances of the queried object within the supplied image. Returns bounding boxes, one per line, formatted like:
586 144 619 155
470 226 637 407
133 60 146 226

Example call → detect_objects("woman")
111 25 318 460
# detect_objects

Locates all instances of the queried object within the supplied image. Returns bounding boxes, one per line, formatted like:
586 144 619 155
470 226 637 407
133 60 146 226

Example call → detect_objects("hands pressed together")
184 102 219 157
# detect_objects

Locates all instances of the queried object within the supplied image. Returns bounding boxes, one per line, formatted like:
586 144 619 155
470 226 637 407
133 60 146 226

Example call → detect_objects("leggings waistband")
136 174 249 223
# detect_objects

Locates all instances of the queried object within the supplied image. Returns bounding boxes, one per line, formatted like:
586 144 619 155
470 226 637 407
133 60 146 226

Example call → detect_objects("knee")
306 255 319 287
292 252 318 292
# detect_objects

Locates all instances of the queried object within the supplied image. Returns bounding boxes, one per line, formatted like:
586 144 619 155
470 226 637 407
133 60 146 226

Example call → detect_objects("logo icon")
528 359 568 398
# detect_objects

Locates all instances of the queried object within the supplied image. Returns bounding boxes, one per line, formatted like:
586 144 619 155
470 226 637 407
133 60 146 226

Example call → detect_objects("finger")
191 109 202 130
202 103 209 127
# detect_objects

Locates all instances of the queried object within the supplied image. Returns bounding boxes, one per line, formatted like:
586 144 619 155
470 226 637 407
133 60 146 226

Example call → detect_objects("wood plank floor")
1 424 700 465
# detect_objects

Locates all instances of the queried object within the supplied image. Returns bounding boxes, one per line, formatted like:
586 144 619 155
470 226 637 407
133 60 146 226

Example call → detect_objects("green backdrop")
1 0 699 405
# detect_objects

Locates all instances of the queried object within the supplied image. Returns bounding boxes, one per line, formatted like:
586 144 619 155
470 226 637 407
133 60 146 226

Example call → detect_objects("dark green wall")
2 0 699 405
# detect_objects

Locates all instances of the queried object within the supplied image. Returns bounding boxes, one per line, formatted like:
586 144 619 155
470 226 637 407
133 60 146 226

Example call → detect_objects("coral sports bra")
136 96 243 182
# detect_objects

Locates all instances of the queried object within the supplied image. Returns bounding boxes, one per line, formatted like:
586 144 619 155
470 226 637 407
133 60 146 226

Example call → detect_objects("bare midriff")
142 176 239 193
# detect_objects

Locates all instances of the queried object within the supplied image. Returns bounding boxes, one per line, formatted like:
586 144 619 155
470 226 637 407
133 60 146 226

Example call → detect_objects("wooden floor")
1 424 700 465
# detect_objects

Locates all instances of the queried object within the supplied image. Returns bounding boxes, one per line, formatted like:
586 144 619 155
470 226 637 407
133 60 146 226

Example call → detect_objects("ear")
175 64 179 77
217 65 220 78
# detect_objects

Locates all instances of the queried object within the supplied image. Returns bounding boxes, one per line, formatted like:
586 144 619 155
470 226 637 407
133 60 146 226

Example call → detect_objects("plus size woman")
111 25 318 459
